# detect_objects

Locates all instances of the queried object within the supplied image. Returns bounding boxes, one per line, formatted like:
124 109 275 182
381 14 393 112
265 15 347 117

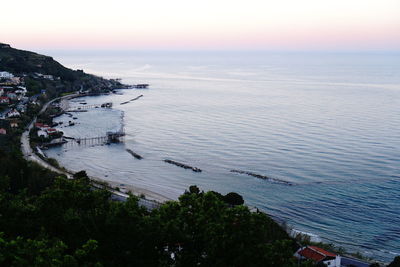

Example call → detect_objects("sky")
1 0 399 51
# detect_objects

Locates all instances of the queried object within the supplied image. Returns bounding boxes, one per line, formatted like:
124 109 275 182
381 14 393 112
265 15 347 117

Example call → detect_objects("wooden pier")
64 131 125 147
67 102 113 111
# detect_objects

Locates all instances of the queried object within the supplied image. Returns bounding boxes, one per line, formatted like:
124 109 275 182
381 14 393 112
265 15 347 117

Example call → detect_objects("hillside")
0 43 122 95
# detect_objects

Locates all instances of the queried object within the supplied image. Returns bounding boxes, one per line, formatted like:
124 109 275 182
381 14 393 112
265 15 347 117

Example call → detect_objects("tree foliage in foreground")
0 154 310 266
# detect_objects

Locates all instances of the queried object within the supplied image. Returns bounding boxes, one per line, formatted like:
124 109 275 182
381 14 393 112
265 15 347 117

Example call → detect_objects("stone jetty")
230 169 293 185
121 95 143 105
164 159 202 172
126 149 143 160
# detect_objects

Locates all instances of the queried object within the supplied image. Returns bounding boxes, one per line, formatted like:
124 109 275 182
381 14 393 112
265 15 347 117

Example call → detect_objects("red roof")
47 128 57 132
35 123 49 128
298 246 336 262
0 96 9 100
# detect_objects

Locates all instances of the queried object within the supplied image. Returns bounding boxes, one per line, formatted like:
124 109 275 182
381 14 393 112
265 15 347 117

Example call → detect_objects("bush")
224 192 244 206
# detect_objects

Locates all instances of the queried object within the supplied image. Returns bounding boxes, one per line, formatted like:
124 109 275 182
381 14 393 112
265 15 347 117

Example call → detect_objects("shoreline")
61 93 173 203
89 175 172 203
29 92 392 264
21 92 172 205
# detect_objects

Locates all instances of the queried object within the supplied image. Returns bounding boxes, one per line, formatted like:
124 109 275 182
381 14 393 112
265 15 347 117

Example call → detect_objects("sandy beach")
89 175 173 203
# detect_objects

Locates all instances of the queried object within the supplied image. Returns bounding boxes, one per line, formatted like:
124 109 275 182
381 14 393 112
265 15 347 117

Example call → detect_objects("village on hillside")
0 70 61 138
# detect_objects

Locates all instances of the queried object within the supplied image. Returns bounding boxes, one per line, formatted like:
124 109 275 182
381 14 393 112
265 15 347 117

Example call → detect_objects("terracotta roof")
298 246 336 262
309 246 336 257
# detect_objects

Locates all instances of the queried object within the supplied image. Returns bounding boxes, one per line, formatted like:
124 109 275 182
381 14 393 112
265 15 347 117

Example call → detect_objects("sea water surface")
43 51 400 261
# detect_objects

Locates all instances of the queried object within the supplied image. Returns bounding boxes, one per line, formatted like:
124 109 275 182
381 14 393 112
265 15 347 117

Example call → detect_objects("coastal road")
20 93 80 178
20 93 163 210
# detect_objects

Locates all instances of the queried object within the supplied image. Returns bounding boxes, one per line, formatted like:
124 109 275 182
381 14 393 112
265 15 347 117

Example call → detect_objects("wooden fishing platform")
64 131 125 147
67 102 113 111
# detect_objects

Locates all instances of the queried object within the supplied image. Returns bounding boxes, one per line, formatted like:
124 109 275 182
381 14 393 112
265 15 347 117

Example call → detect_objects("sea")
42 50 400 262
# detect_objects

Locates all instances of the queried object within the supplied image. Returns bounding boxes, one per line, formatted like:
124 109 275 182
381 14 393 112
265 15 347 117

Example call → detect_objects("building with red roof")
0 96 9 104
35 122 50 129
46 128 57 134
295 246 341 266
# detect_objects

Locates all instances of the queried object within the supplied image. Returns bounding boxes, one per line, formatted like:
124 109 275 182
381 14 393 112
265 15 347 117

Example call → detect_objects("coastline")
21 92 386 264
89 175 172 203
21 92 172 205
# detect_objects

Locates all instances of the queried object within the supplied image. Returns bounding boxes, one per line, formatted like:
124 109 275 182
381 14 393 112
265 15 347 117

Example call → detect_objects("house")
0 128 6 135
0 71 14 79
295 246 341 267
46 128 58 135
15 89 26 95
7 92 18 100
17 86 27 93
7 109 20 118
16 104 26 113
0 96 9 104
0 88 3 96
10 77 21 85
37 129 48 138
35 122 50 129
43 75 54 80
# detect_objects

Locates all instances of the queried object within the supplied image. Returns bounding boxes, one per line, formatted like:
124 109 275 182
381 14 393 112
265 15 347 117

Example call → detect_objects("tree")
388 256 400 267
224 192 244 206
73 170 88 180
153 189 294 266
0 233 101 266
188 185 200 194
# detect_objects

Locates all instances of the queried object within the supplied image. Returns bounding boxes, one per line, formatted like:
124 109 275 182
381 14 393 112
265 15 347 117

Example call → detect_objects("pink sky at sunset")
1 0 399 51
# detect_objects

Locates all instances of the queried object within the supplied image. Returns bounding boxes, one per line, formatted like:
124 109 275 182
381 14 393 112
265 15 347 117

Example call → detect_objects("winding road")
21 94 77 178
20 93 163 210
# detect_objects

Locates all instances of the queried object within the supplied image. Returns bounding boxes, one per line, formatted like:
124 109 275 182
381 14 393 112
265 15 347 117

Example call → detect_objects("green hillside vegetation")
0 43 122 95
0 45 78 80
0 150 309 266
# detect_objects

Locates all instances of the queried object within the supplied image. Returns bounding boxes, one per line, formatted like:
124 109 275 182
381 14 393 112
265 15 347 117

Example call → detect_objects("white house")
37 129 48 138
7 109 20 118
17 86 27 92
0 96 9 104
295 246 341 267
0 71 14 79
15 89 26 96
43 74 54 80
7 92 18 100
